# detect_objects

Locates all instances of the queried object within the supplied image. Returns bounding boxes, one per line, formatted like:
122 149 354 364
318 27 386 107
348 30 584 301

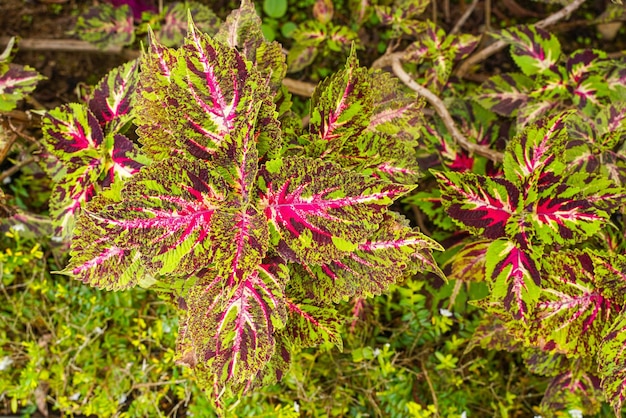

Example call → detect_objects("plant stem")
455 0 587 77
450 0 480 35
390 58 504 163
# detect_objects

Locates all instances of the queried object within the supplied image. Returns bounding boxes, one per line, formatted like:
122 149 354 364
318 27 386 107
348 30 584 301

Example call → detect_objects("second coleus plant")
45 0 441 401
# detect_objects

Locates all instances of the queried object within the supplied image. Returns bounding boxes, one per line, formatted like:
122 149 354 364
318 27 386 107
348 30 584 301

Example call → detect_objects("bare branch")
455 0 587 78
390 58 504 163
450 0 480 35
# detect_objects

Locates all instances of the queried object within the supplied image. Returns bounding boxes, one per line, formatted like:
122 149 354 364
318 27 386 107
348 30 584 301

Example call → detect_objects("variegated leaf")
307 50 373 154
83 157 228 276
523 181 609 246
591 252 626 305
444 239 490 282
472 73 533 117
158 1 221 47
530 251 612 356
0 62 45 112
289 212 442 303
540 370 603 416
367 70 423 142
42 104 105 162
259 157 413 264
522 350 570 377
494 25 561 76
333 131 421 184
434 171 519 239
465 307 523 353
41 103 148 237
61 193 147 290
183 261 289 392
137 24 261 162
283 295 343 349
214 0 265 62
503 111 571 186
135 36 179 160
486 239 541 320
88 60 139 133
75 3 135 49
599 309 626 415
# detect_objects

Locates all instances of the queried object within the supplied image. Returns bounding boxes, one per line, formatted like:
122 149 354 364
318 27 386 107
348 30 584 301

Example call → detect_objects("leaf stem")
455 0 587 77
390 58 504 163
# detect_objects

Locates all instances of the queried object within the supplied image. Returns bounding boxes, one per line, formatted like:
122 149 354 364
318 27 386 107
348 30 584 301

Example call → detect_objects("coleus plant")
42 0 441 405
438 107 626 415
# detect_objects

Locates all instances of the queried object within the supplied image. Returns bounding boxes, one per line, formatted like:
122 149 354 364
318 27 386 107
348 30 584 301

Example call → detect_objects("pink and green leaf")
85 157 228 276
307 50 373 153
444 239 490 282
472 73 533 117
75 3 135 49
183 261 289 392
599 309 626 415
260 157 413 264
434 170 519 239
0 62 45 112
531 251 612 356
540 370 603 415
503 112 570 186
88 59 139 133
283 297 343 349
494 25 561 76
158 2 221 47
486 239 541 320
289 212 442 303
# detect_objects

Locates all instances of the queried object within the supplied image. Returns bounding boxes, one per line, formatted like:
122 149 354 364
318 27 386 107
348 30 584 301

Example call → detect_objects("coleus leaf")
288 212 442 303
522 349 570 377
179 260 289 395
283 296 343 350
522 180 611 246
333 131 421 184
60 190 149 291
158 1 221 47
0 61 46 112
367 70 423 142
306 50 373 154
530 250 613 356
465 309 523 353
493 25 561 76
599 308 626 415
539 370 603 416
472 73 534 117
434 170 519 239
214 0 265 63
259 157 413 264
75 3 135 49
137 22 264 163
41 103 148 238
80 157 229 277
88 59 139 133
503 111 571 187
486 238 541 320
444 239 490 282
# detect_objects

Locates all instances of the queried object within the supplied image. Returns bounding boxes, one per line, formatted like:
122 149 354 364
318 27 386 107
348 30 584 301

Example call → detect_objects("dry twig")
450 0 481 35
390 58 504 163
